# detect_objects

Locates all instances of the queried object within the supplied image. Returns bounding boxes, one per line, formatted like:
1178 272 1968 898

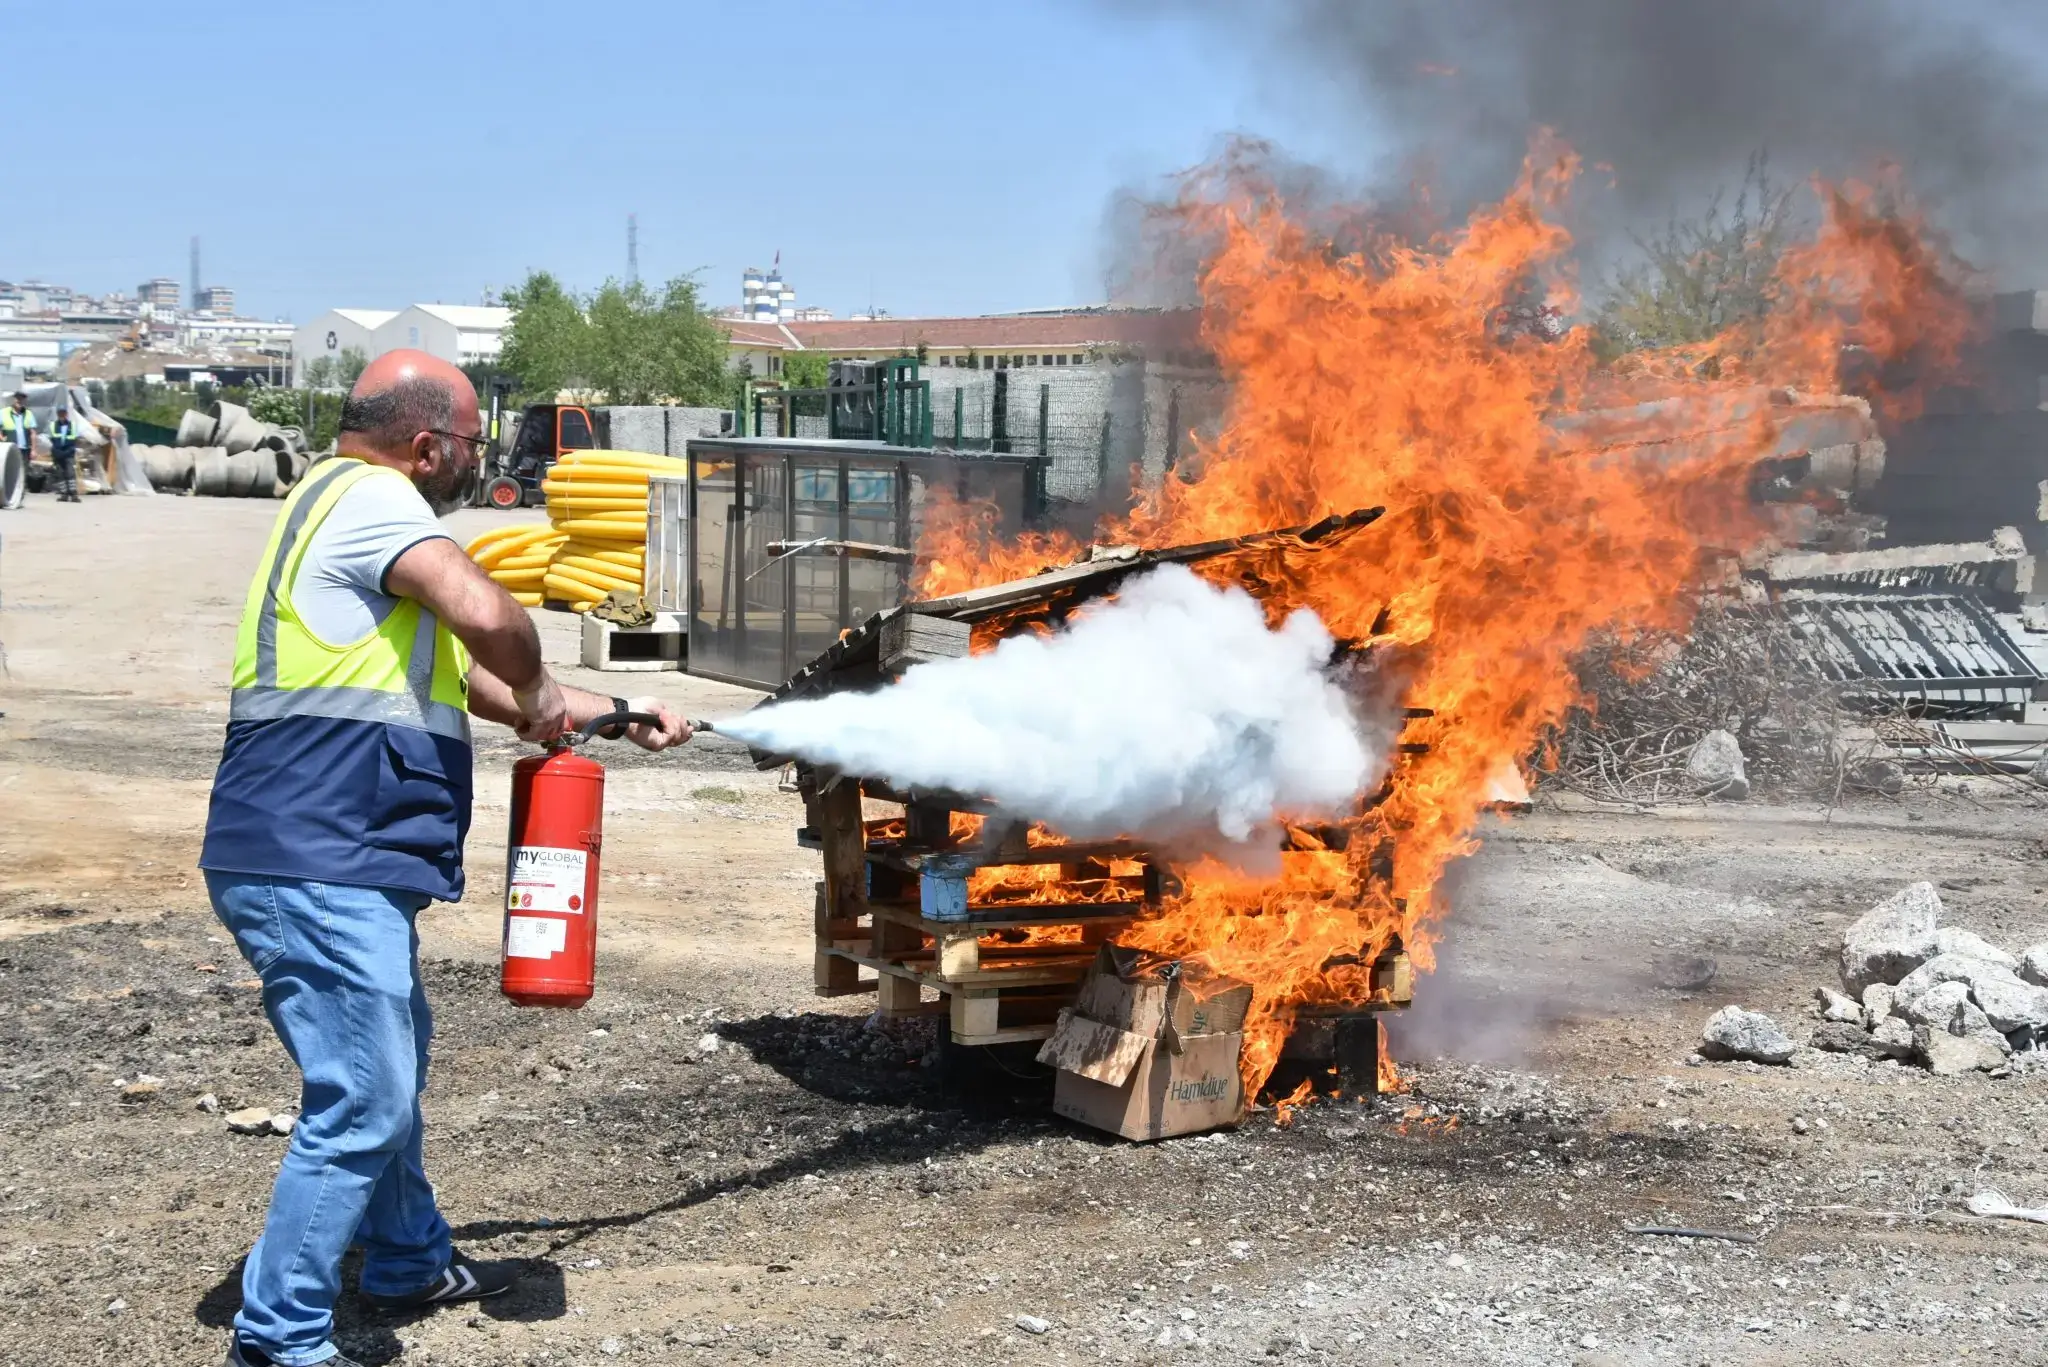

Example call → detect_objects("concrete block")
579 610 685 672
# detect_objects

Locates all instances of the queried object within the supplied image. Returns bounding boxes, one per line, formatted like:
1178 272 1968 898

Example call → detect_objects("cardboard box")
1036 945 1252 1141
1048 1025 1245 1141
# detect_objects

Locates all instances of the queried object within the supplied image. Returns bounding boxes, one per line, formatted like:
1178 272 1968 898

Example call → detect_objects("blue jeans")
206 873 454 1365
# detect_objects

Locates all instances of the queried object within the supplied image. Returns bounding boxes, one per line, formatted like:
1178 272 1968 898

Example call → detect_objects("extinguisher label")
505 914 568 959
507 846 589 914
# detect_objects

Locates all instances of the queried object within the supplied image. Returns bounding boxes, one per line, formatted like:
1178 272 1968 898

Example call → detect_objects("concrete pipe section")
176 408 219 447
191 448 278 498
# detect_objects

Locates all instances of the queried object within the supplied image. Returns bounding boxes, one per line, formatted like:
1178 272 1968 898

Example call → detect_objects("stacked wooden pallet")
801 780 1173 1047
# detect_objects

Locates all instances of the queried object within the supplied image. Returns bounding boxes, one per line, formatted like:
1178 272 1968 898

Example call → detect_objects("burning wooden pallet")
801 787 1176 1045
752 507 1417 1062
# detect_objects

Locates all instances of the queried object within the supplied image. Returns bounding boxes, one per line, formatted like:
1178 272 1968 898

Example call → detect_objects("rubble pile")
1548 600 1864 803
1551 597 2043 806
1703 882 2048 1077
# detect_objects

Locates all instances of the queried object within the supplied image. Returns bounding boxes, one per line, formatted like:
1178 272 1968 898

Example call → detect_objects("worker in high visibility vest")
1 392 34 509
48 405 81 502
199 350 693 1367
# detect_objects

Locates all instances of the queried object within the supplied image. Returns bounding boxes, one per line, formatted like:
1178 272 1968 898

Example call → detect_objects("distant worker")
199 349 694 1367
47 404 80 502
1 392 34 509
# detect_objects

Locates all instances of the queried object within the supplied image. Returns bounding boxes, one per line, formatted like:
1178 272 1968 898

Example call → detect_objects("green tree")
585 276 730 405
245 388 304 427
300 355 340 390
1595 154 1794 361
499 270 591 402
337 347 370 386
781 349 830 388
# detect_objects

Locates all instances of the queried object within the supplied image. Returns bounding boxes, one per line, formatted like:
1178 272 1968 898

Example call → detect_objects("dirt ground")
3 493 2048 1367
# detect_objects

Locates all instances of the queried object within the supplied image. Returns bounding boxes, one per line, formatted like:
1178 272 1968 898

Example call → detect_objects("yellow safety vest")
202 457 477 900
229 458 472 739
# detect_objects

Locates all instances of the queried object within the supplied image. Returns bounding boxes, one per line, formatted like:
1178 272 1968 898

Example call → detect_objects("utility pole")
627 213 639 288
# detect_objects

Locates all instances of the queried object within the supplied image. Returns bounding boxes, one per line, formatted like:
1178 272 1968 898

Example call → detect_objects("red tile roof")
719 310 1201 354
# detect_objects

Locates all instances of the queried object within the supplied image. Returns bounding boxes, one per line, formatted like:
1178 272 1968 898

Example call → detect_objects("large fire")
915 147 1972 1096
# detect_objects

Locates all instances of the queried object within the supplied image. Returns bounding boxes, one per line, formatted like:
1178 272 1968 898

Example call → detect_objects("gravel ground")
3 498 2048 1365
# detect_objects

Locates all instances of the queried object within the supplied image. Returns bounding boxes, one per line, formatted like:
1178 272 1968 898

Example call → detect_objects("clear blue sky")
11 2 1347 323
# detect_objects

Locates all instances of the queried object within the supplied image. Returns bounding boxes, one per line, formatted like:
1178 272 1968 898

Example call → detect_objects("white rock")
2018 945 2048 989
225 1106 274 1135
195 1092 219 1114
1699 1006 1795 1064
269 1112 297 1137
1840 883 1943 994
696 1033 721 1054
1968 975 2048 1035
1914 1026 2007 1076
1870 1016 1917 1059
1894 951 2023 1009
1016 1315 1052 1335
1899 980 1975 1031
1861 983 1895 1028
1815 987 1863 1024
1933 928 2018 970
1686 730 1749 800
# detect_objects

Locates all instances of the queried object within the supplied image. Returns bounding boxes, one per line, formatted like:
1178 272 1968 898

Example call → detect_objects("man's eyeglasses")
425 430 490 452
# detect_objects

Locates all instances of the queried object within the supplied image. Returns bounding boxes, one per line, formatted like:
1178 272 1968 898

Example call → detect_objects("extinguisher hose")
574 710 663 743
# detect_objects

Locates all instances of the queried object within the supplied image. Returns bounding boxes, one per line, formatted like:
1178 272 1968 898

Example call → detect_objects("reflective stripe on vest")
229 458 471 744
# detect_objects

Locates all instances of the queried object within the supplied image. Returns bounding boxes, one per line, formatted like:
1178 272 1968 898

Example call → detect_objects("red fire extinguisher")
500 710 657 1009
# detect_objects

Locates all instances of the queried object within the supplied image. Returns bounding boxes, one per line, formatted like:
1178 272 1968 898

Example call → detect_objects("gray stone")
1967 975 2048 1034
269 1112 297 1137
1815 987 1864 1023
1933 927 2018 971
1686 730 1750 800
195 1092 219 1113
2018 945 2048 989
1900 980 1975 1031
1840 883 1943 994
1861 983 1896 1028
1845 757 1906 796
1870 1016 1918 1059
225 1106 274 1135
1699 1006 1796 1064
1894 952 2024 1012
1016 1315 1052 1335
2030 754 2048 789
1811 1020 1883 1058
1913 1025 2007 1076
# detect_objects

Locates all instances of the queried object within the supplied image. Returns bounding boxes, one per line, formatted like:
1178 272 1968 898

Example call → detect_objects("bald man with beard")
200 351 692 1366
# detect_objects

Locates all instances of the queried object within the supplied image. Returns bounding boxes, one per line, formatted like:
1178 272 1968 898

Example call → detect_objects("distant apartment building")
136 277 180 312
194 285 235 315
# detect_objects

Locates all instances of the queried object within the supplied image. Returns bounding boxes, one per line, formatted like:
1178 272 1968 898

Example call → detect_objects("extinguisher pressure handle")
569 711 664 745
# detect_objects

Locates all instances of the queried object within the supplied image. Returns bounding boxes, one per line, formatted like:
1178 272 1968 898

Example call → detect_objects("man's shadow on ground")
191 1011 1070 1362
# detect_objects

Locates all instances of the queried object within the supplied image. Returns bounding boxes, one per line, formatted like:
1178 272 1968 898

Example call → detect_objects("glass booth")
684 438 1050 691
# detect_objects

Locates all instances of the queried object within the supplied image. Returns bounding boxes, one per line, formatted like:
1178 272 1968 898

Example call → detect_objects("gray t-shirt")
292 472 453 643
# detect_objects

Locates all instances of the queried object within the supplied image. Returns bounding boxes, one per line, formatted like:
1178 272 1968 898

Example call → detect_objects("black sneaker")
226 1339 367 1367
362 1249 523 1311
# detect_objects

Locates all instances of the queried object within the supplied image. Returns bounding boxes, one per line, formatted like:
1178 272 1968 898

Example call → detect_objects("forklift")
470 377 597 508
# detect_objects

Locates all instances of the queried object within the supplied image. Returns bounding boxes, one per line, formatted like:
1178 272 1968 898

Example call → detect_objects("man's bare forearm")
470 664 627 729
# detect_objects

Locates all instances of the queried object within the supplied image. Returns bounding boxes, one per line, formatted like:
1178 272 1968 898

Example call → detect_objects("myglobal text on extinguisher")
499 712 714 1008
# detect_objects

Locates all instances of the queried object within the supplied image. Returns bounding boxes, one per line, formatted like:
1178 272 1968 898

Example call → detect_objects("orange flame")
918 146 1973 1099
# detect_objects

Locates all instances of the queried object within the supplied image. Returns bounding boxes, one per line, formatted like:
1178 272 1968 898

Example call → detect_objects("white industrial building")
291 304 509 386
371 304 510 370
292 308 396 384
